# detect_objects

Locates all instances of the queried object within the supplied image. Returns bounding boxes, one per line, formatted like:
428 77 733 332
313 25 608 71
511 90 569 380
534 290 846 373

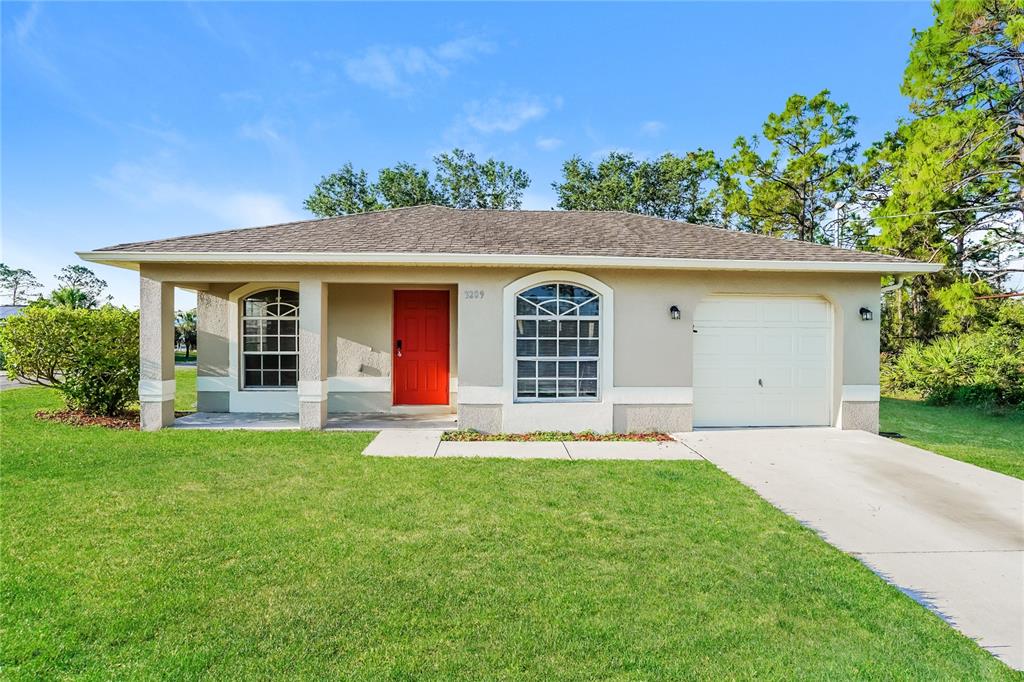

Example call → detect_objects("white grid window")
241 289 299 388
515 283 599 401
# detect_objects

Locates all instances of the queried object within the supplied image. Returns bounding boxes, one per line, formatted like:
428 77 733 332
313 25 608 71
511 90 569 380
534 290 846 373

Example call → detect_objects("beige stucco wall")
325 283 457 380
162 262 881 431
197 283 233 378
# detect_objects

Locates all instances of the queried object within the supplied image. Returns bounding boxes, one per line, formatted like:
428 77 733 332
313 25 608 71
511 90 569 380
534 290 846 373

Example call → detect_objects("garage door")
693 297 831 427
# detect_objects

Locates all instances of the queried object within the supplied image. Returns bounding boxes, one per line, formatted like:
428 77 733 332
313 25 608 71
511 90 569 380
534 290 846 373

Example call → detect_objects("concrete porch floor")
172 412 458 431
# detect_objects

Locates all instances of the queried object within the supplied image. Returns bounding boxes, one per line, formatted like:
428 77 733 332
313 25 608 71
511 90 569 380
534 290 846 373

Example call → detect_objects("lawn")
880 397 1024 480
176 365 196 412
2 388 1015 679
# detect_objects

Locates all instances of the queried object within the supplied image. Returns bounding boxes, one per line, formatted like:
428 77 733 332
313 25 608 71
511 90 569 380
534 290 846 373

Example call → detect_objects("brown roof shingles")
95 205 916 265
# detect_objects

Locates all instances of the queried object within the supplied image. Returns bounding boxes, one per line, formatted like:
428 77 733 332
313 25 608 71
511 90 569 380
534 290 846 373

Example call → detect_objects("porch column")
139 275 175 431
298 278 328 429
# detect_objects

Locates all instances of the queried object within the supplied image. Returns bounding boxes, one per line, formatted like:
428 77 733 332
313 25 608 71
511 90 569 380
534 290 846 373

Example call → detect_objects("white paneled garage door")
693 297 832 427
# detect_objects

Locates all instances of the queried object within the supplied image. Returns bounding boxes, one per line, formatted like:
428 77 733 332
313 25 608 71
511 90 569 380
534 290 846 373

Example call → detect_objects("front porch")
139 273 460 431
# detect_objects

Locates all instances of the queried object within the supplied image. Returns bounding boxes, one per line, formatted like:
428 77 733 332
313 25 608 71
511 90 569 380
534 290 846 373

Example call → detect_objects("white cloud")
345 46 446 95
434 36 495 61
464 95 548 134
12 2 41 44
130 121 187 147
239 117 285 144
343 36 494 96
97 161 297 227
536 136 564 151
640 120 666 136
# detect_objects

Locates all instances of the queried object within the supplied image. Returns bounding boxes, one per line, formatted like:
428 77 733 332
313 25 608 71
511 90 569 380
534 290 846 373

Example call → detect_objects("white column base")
141 400 175 431
299 400 327 430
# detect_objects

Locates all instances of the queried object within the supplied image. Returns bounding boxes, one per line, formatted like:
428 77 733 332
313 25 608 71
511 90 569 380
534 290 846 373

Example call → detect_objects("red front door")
393 290 450 405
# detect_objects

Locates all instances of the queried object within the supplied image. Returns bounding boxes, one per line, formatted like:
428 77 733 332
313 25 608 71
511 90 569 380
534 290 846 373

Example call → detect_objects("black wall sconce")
859 307 873 321
669 305 681 320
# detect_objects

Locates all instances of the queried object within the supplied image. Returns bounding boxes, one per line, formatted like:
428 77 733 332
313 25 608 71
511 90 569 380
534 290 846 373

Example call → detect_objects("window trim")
239 287 300 391
513 283 602 403
501 271 614 407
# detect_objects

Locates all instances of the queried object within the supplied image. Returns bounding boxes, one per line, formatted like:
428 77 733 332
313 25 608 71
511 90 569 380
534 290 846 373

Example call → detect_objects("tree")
861 0 1023 347
303 149 530 217
867 0 1022 284
50 286 96 309
0 263 42 305
175 308 197 360
55 265 109 303
553 150 725 223
722 90 862 244
433 149 530 209
304 163 383 217
376 162 440 208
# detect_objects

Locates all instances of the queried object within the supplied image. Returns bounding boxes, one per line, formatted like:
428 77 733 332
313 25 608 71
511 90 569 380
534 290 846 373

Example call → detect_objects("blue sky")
2 1 935 307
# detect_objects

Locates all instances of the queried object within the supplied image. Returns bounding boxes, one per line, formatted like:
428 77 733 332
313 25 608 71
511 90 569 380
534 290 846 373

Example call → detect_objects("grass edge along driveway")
881 396 1024 480
2 387 1016 679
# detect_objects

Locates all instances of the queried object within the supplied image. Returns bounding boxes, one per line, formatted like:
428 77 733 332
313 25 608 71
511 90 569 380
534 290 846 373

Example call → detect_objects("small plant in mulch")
35 409 192 430
442 430 673 442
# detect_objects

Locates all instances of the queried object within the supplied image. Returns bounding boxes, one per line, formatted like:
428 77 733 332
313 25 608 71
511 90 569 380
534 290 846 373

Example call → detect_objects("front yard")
2 387 1014 679
881 397 1024 480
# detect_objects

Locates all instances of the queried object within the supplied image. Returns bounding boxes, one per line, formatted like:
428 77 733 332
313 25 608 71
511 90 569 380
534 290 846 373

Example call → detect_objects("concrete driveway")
677 427 1024 670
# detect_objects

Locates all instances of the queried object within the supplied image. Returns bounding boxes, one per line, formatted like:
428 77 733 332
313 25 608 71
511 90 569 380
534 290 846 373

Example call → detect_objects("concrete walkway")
678 427 1024 670
363 430 701 460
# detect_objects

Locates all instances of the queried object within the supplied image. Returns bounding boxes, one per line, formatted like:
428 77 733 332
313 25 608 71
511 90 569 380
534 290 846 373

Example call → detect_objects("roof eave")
76 250 943 275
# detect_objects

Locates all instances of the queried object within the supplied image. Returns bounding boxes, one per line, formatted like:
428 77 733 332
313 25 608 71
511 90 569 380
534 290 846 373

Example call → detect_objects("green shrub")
882 303 1024 407
0 306 140 415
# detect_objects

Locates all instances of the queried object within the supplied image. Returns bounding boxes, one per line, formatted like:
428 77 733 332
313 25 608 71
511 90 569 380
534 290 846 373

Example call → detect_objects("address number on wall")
464 289 485 300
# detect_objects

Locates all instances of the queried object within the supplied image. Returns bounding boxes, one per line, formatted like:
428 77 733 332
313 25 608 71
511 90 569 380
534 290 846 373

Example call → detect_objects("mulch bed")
36 409 192 430
442 430 673 442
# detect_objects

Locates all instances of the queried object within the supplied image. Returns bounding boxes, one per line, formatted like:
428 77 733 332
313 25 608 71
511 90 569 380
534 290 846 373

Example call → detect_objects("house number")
464 289 485 300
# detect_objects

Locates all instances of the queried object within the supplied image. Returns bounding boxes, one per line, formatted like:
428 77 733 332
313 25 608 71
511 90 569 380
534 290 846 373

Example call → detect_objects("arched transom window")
515 283 599 401
242 288 299 388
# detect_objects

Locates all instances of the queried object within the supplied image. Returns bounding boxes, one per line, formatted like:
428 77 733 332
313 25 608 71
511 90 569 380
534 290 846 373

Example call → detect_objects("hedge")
0 306 140 415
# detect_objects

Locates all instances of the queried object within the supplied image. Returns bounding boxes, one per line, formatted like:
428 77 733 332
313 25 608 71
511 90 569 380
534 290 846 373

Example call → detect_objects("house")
78 205 941 433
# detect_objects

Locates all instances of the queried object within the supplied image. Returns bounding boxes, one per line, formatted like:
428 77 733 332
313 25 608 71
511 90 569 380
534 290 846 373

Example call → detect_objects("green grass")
175 351 196 363
881 397 1024 480
2 388 1016 680
175 365 196 412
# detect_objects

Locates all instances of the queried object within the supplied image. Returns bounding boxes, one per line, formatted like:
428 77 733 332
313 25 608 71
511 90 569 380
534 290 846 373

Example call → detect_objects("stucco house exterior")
79 205 941 433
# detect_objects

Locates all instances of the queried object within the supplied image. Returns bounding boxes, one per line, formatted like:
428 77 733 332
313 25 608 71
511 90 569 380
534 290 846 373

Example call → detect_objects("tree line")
306 0 1022 351
0 264 111 309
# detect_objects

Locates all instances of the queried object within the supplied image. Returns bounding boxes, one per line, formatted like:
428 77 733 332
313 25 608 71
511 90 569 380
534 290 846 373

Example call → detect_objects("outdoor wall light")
669 305 681 320
859 307 873 321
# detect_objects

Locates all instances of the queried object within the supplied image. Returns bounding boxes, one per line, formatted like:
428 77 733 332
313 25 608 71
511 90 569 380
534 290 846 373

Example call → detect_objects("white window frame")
499 271 614 412
240 287 300 391
513 283 602 403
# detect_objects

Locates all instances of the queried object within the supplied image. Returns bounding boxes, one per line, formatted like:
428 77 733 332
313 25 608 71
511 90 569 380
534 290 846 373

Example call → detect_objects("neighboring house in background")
0 305 27 319
78 205 941 433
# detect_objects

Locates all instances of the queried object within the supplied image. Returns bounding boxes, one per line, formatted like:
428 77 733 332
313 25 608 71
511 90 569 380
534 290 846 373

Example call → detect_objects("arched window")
241 288 299 388
515 283 600 401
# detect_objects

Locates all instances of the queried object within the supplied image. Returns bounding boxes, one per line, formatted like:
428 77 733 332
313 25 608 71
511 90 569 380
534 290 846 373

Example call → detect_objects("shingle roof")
93 205 917 265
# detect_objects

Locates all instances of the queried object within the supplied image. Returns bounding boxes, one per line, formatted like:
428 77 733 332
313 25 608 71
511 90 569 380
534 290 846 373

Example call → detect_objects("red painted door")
393 290 450 405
